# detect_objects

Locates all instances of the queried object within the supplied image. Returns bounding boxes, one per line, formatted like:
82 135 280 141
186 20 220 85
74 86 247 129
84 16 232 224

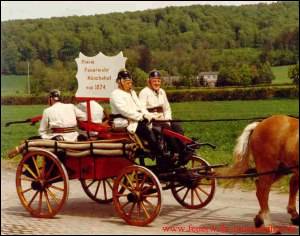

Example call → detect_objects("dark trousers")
153 121 185 155
136 121 163 156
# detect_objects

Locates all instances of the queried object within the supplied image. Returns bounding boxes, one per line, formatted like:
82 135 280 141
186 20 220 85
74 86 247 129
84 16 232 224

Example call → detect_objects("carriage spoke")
138 174 147 191
94 180 101 198
124 174 134 189
20 176 36 182
141 202 150 219
49 184 65 192
105 179 113 190
45 163 55 179
40 156 46 179
141 182 154 194
21 187 33 194
175 186 186 194
116 193 129 197
103 180 107 200
194 188 203 203
87 180 96 188
128 202 136 217
137 202 141 218
131 170 138 189
47 175 62 182
32 156 40 178
24 165 38 180
38 191 43 214
182 188 190 202
143 198 155 209
44 190 53 214
120 200 131 210
46 188 60 205
119 181 132 192
145 194 159 198
28 190 39 207
197 186 209 196
191 189 194 205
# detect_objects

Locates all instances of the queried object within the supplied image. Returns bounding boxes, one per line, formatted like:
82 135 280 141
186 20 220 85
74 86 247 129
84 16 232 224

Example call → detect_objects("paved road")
1 161 299 235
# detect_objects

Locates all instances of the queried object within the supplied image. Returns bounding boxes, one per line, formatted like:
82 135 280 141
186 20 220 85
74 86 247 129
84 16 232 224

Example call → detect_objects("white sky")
1 1 277 22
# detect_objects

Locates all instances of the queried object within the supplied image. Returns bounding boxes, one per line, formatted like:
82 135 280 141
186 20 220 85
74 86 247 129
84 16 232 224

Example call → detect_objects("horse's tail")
216 121 260 177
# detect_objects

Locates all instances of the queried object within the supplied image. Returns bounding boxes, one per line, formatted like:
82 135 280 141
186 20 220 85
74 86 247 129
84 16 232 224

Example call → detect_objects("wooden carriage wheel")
171 155 216 209
16 149 69 218
80 178 115 203
113 165 162 226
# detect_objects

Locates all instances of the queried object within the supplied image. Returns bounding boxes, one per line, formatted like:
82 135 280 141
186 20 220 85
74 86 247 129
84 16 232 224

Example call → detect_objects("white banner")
75 51 127 99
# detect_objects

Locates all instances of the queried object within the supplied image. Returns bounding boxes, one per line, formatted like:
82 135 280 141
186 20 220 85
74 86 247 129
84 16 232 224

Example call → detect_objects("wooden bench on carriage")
7 51 219 226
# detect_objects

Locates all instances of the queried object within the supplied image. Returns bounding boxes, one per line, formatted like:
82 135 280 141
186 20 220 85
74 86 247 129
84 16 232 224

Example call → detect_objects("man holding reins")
139 69 186 164
110 69 163 158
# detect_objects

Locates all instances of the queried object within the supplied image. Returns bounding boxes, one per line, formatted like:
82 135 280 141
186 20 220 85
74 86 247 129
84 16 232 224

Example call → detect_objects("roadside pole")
27 61 30 95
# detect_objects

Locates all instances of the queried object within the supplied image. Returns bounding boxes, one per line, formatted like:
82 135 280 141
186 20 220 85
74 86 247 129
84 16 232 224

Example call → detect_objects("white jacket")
139 86 172 120
77 100 104 124
110 88 149 133
39 102 86 141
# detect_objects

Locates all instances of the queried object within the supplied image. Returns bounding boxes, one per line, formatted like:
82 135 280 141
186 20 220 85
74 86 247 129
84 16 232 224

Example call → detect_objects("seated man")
39 89 86 141
24 89 86 179
139 69 187 163
110 69 162 158
76 100 108 139
77 100 105 124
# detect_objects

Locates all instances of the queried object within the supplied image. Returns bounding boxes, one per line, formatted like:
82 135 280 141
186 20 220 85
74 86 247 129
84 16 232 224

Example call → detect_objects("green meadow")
271 65 293 84
1 75 29 95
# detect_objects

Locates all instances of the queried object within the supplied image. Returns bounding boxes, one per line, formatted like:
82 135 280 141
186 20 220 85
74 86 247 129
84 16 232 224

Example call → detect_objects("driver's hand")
155 114 164 120
143 113 154 123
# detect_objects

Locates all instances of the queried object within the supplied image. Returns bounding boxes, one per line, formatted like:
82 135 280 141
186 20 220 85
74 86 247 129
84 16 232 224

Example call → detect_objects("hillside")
2 2 298 74
1 2 299 94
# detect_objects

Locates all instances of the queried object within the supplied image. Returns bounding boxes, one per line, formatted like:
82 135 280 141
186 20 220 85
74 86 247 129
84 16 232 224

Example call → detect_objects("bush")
1 95 73 105
288 63 299 85
166 86 298 102
1 86 298 105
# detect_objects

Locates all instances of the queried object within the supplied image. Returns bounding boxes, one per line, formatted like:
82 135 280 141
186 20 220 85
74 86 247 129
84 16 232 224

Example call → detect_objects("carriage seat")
77 120 110 133
110 127 128 133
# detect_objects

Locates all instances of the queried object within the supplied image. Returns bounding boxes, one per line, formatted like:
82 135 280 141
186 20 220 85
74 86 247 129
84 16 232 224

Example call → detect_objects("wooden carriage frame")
14 97 218 226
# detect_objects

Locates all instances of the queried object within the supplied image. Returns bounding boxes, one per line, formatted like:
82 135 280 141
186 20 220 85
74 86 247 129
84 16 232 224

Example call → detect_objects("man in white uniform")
110 69 162 157
139 70 185 162
21 89 86 179
39 89 86 141
76 100 106 139
139 70 172 121
77 100 104 124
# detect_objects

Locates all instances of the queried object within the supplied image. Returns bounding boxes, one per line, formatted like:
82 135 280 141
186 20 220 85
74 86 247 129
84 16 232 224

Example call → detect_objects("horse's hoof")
291 216 299 226
254 215 264 228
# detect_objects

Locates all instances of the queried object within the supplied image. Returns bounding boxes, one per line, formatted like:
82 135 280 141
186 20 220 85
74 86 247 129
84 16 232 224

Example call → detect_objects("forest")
1 1 299 92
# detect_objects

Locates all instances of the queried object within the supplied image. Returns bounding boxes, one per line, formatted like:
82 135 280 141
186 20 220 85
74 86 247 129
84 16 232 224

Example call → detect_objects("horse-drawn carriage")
7 51 299 231
10 116 218 226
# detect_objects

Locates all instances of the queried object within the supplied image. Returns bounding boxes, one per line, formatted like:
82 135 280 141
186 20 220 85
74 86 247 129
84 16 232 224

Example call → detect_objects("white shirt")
139 86 172 120
77 100 104 124
110 88 149 133
39 102 86 141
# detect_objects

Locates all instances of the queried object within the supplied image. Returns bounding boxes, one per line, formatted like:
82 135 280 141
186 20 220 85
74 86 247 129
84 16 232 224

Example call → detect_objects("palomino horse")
219 115 299 232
